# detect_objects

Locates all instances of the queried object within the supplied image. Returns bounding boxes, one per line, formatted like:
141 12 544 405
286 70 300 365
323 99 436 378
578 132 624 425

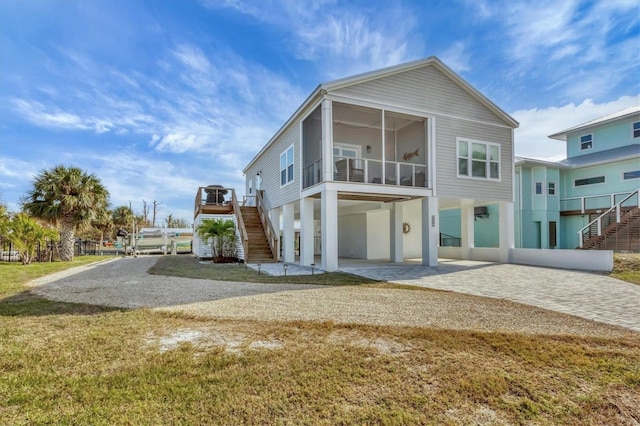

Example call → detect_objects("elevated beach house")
241 57 519 271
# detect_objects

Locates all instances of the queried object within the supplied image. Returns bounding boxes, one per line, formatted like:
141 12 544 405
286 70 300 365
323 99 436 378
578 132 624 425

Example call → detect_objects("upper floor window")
633 122 640 139
580 134 593 150
548 182 556 195
623 170 640 180
535 182 542 195
280 145 294 186
574 176 605 187
457 138 500 180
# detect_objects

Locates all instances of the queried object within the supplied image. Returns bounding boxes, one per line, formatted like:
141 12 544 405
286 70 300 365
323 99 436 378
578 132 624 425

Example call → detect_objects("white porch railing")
577 189 639 248
561 191 636 213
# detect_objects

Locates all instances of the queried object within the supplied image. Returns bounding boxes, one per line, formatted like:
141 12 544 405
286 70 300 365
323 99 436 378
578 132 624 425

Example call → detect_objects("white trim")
621 170 640 181
456 137 502 182
632 120 640 139
534 181 543 196
279 144 295 188
326 92 513 129
579 133 593 151
573 175 606 188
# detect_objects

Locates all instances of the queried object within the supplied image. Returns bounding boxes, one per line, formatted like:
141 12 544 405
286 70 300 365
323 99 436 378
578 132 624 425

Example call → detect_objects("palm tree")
195 218 236 261
7 213 59 264
112 205 134 233
23 165 109 261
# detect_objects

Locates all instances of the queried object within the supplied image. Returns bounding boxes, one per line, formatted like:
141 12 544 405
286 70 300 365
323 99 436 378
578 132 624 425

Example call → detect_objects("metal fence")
0 237 100 263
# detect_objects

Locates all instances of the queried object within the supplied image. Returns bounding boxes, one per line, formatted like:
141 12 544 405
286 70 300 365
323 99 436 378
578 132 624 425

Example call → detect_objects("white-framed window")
548 182 556 195
622 170 640 180
457 138 500 180
535 182 543 195
574 176 605 187
248 179 253 194
633 122 640 139
280 145 294 186
580 134 593 150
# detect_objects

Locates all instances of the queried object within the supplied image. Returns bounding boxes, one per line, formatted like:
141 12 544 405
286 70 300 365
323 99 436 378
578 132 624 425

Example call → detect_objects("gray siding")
245 123 301 211
435 116 513 201
333 65 507 127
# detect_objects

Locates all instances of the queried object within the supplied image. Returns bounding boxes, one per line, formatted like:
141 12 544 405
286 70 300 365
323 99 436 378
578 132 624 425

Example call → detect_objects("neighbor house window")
580 134 593 150
548 182 556 195
574 176 605 186
535 182 542 195
280 145 294 186
633 122 640 139
457 138 500 180
623 170 640 180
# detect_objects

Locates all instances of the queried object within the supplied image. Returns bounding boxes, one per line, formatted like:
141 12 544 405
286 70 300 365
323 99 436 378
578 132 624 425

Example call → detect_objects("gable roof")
244 57 518 173
549 106 640 141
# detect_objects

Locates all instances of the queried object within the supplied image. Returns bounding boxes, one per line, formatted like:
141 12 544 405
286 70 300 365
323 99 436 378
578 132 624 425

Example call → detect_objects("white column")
421 196 439 267
390 202 404 263
270 207 281 261
282 203 295 263
321 99 334 182
460 201 475 260
499 201 514 263
321 189 338 271
300 197 314 266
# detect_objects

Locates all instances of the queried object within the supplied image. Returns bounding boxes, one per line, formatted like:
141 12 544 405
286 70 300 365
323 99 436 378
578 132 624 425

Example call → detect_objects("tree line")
0 165 190 264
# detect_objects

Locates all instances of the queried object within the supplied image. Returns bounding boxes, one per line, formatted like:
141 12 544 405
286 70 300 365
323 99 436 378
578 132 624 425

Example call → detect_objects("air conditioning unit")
474 206 489 219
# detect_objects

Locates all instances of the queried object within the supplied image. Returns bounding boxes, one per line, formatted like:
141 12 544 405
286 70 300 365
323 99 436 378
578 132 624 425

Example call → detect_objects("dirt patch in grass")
611 253 640 285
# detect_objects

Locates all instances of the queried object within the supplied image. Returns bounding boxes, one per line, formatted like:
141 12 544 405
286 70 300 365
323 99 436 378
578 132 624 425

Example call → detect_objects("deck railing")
230 190 249 261
256 190 279 261
561 191 636 213
578 189 639 248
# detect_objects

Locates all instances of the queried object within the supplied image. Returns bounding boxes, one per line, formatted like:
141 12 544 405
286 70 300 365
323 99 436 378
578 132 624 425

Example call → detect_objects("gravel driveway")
28 256 635 338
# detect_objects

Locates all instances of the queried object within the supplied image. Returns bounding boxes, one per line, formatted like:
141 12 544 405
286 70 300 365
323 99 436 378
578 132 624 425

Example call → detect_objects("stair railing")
231 189 249 262
578 189 639 248
256 190 279 261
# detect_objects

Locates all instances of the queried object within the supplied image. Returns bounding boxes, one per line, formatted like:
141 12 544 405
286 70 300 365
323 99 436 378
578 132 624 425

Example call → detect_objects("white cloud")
513 95 640 160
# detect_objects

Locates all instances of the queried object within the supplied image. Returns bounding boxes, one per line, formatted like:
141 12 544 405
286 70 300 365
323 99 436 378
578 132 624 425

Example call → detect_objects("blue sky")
1 0 638 223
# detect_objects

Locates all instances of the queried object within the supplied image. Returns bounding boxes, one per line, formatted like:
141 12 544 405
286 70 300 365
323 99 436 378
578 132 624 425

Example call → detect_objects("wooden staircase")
581 206 640 251
239 206 277 262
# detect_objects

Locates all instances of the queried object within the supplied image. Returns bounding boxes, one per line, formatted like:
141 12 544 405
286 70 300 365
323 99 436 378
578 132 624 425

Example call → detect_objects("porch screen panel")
333 102 382 183
303 106 322 188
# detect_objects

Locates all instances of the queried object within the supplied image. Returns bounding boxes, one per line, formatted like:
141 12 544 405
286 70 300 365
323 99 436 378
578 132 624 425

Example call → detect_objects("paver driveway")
339 259 640 332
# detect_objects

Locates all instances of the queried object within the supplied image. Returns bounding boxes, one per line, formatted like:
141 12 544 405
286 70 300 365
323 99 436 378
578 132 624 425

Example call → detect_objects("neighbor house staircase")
579 190 640 252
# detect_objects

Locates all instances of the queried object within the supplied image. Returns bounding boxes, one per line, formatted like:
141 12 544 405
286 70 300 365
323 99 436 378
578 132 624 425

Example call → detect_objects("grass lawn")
149 254 379 286
611 253 640 285
1 257 639 424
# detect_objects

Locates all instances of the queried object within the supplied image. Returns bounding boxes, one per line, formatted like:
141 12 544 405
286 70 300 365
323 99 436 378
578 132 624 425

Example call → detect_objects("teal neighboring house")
440 106 640 252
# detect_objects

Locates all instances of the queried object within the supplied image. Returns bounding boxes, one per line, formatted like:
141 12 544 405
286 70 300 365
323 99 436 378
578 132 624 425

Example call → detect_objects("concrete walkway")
339 259 640 332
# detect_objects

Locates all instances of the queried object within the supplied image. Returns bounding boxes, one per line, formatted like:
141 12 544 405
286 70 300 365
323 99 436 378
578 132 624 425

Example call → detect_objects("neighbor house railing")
578 189 639 248
256 190 279 261
561 191 636 213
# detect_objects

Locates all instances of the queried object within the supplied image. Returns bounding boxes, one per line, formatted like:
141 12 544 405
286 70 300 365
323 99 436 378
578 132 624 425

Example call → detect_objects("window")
535 182 542 195
457 138 500 180
248 179 253 194
280 145 294 186
574 176 605 186
633 122 640 139
580 134 593 150
623 170 640 180
548 182 556 195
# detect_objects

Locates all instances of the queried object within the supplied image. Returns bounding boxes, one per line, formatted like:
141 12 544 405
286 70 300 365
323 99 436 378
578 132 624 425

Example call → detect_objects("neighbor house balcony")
301 100 430 191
